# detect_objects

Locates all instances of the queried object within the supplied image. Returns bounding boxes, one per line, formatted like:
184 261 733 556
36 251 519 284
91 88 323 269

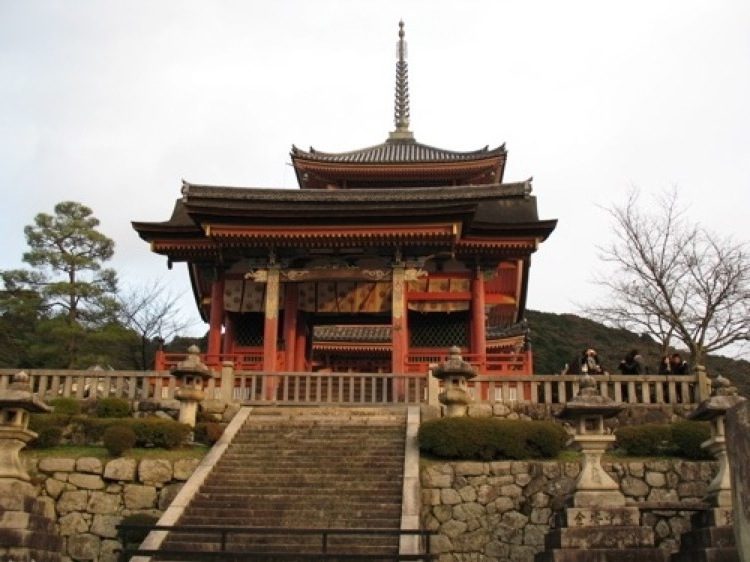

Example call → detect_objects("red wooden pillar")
283 284 298 372
295 312 307 371
262 267 280 398
207 279 224 360
471 268 487 372
391 264 407 375
222 314 235 355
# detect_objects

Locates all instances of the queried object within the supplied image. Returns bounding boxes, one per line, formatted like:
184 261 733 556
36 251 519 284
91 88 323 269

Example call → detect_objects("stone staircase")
670 508 739 562
159 406 408 559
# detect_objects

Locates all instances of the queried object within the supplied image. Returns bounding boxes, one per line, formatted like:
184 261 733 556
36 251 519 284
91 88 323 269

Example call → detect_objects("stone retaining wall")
22 456 199 562
421 459 716 562
20 454 716 562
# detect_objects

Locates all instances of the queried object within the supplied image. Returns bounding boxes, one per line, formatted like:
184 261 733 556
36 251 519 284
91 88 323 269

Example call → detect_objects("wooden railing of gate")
0 369 706 405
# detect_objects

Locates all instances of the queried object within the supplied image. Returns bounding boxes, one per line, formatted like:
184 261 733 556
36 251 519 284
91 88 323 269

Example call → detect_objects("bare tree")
587 187 750 367
117 279 197 369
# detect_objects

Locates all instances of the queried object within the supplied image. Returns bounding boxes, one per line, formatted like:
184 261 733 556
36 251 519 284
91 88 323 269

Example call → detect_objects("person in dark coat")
658 355 671 374
669 353 689 374
618 349 646 374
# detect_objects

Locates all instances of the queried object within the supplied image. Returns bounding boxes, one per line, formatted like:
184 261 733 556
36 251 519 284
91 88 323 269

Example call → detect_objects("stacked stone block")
24 456 199 562
421 460 716 562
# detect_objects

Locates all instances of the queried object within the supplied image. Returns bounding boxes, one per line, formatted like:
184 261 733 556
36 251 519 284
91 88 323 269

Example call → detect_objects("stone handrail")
0 369 704 405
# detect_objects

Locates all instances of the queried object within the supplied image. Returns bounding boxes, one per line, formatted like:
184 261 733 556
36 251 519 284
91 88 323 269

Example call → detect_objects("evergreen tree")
2 201 119 367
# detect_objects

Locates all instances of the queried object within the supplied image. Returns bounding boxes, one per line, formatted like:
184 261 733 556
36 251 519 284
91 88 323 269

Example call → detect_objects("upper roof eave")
290 140 507 165
181 180 528 205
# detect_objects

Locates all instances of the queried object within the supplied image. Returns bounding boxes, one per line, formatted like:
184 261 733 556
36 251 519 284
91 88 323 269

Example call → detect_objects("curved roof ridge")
291 140 506 164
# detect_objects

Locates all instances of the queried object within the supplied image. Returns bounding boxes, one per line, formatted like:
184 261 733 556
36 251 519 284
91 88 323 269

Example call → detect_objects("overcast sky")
1 1 749 345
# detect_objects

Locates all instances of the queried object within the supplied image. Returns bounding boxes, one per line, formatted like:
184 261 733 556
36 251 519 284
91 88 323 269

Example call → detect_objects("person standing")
580 348 605 374
658 355 671 374
618 349 646 374
669 353 689 374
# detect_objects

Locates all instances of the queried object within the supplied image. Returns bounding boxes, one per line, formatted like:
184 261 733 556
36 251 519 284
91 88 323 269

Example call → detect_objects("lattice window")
233 313 264 346
409 311 469 348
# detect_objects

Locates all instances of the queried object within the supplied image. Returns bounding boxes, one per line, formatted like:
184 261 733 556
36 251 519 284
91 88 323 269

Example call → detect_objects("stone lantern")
689 374 746 509
431 346 477 417
0 371 62 562
171 345 212 427
0 371 52 481
536 373 666 561
557 373 625 508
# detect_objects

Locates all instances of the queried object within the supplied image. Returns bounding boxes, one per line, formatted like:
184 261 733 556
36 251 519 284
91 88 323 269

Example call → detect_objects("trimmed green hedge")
49 397 82 416
76 417 191 449
103 425 137 456
94 397 131 418
28 413 71 448
670 421 712 460
418 417 568 461
615 421 712 459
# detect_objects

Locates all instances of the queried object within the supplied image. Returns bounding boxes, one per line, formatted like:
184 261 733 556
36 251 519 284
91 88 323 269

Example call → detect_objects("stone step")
246 415 405 422
535 548 670 562
227 436 404 443
166 406 406 558
216 464 403 472
193 486 401 498
197 470 401 486
160 535 398 556
678 526 736 550
670 547 740 562
184 503 401 515
174 517 400 529
218 449 404 458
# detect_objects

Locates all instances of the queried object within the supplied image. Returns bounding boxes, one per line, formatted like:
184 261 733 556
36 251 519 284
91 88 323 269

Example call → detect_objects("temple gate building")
133 22 557 382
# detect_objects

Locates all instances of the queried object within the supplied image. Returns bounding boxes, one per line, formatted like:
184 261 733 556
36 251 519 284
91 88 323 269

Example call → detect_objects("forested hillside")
526 309 750 397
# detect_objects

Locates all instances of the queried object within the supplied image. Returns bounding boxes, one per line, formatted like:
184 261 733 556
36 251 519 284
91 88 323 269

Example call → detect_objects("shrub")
671 421 712 460
49 397 81 416
77 417 122 443
29 413 70 432
132 419 191 449
103 425 137 456
30 426 64 448
194 422 224 446
418 417 567 461
119 512 160 559
94 397 131 418
615 424 674 456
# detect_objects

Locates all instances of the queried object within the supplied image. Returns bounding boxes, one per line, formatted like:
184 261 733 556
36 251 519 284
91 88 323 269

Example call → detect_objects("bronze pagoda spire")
389 20 414 141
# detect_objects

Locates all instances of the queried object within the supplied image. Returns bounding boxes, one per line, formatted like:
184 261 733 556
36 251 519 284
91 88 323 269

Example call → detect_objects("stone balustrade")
0 369 704 406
